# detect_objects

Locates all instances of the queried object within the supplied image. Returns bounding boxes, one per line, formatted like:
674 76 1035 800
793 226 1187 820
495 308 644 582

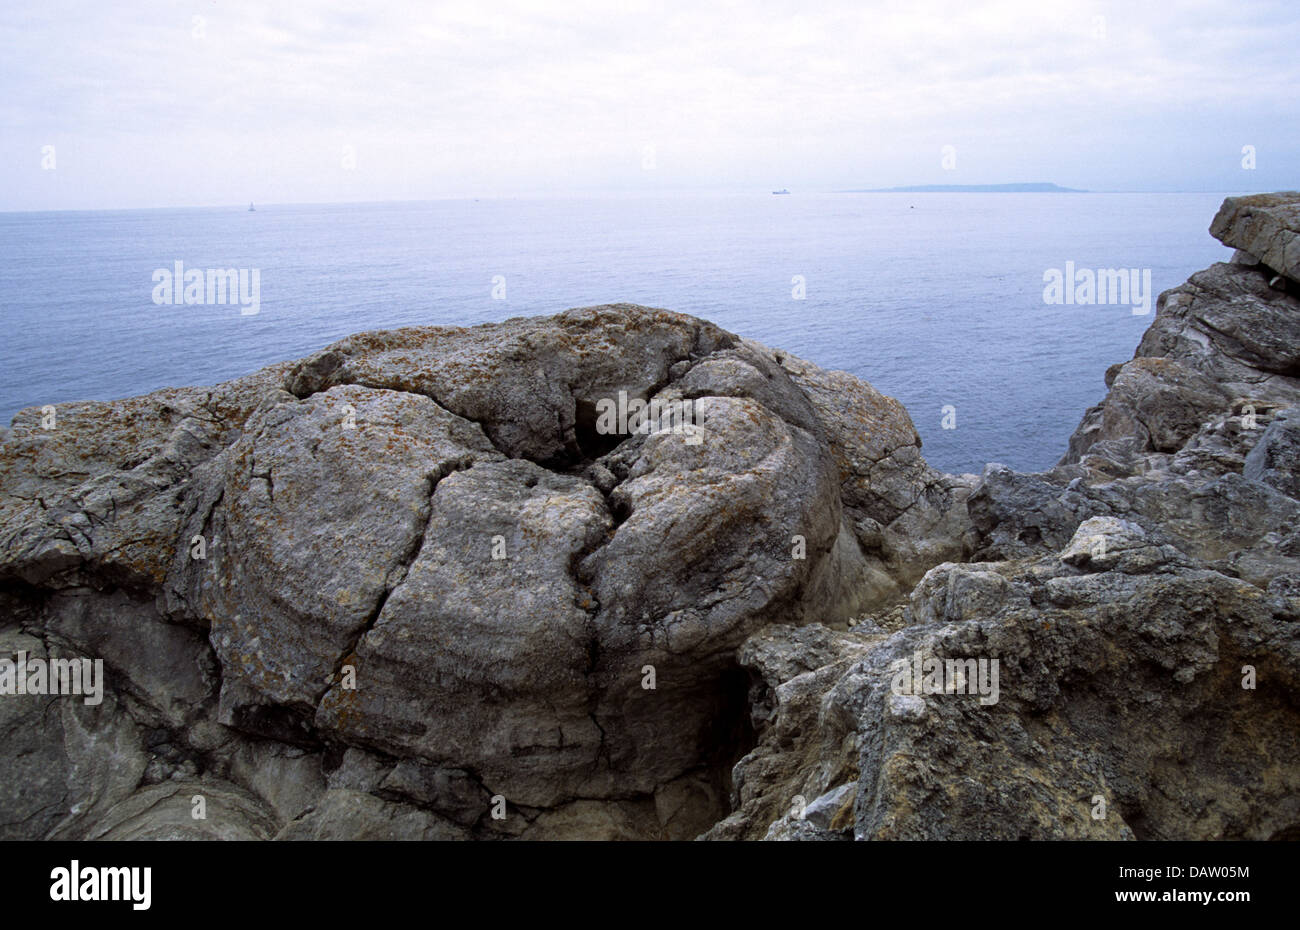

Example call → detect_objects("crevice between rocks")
315 453 479 709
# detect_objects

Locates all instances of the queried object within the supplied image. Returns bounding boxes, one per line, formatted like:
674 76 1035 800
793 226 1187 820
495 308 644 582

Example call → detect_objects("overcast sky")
2 0 1296 210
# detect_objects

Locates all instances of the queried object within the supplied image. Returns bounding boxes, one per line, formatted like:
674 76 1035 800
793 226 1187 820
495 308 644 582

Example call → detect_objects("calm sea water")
0 193 1234 474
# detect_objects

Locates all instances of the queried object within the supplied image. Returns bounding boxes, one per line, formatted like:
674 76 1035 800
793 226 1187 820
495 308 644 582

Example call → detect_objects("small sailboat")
248 202 256 212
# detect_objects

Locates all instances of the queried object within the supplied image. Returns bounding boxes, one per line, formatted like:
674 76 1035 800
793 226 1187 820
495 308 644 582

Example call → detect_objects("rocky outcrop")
707 517 1300 840
1210 191 1300 287
0 305 967 840
707 192 1300 841
4 194 1298 842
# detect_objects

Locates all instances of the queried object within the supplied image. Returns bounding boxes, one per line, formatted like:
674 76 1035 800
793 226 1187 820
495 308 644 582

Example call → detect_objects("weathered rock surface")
708 535 1300 840
1244 407 1300 499
707 193 1300 841
4 194 1299 842
1 304 966 839
1209 191 1300 286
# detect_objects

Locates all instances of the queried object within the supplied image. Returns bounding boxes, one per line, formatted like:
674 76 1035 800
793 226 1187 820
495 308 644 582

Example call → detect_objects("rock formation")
2 193 1298 840
709 191 1300 841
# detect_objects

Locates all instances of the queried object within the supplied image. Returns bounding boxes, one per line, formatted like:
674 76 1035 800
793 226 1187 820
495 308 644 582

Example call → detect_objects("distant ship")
248 202 256 212
771 189 790 195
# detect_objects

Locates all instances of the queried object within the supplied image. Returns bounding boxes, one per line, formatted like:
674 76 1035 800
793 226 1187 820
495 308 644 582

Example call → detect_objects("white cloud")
1 0 1296 208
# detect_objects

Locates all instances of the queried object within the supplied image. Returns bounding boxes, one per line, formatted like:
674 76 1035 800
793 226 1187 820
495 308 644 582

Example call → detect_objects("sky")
1 0 1297 210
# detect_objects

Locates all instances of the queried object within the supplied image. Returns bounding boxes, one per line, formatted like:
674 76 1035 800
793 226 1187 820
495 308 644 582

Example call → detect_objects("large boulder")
1209 191 1300 285
0 304 964 838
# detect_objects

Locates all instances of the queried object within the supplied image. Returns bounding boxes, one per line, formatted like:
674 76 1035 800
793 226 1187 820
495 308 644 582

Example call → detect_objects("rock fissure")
316 454 480 707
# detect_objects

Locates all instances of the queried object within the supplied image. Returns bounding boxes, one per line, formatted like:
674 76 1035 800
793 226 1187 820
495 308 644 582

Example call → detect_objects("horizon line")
0 189 1261 216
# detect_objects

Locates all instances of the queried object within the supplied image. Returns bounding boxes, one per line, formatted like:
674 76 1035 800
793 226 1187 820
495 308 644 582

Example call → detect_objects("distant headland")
840 182 1086 193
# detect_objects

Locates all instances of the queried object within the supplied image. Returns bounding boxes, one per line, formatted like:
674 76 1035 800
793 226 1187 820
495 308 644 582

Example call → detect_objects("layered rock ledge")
2 193 1298 840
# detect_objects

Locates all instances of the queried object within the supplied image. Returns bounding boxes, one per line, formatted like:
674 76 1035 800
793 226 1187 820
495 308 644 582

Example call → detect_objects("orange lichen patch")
107 543 171 586
829 789 857 832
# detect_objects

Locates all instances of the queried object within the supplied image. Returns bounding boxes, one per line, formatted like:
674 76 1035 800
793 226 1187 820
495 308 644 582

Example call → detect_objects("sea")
0 192 1237 475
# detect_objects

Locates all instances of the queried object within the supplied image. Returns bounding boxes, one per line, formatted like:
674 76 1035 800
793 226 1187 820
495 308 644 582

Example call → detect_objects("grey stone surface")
1243 407 1300 499
0 303 962 839
1210 191 1300 284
